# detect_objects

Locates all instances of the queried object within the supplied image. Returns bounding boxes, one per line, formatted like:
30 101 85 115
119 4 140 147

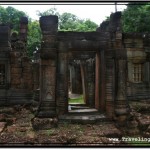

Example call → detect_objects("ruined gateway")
0 11 150 126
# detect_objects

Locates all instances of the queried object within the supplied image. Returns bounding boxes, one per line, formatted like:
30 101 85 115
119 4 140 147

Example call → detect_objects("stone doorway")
66 50 100 114
58 50 107 123
38 15 107 118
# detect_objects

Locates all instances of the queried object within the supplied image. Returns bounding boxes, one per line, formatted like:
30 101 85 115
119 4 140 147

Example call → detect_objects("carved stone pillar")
56 42 68 115
86 58 95 107
115 59 130 126
37 16 58 117
70 63 82 94
19 17 28 43
80 61 86 104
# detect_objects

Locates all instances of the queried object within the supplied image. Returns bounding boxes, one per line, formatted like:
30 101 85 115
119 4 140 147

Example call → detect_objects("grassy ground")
127 140 150 146
69 95 84 104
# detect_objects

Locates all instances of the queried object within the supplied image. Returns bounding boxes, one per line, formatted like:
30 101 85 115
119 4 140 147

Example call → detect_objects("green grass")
125 138 150 146
44 129 55 136
69 95 84 104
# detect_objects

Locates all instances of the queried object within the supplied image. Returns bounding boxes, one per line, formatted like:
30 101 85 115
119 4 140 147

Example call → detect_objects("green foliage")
44 129 55 136
59 12 80 31
0 6 41 58
36 7 60 17
122 2 150 32
0 6 98 58
0 6 37 58
27 20 41 58
126 137 150 146
69 95 84 104
0 6 27 32
37 8 98 31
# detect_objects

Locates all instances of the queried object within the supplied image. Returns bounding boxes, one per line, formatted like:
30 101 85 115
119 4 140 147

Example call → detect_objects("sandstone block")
11 68 22 74
31 117 58 130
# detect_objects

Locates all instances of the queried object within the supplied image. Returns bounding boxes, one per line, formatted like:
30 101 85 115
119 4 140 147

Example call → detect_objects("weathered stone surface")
20 17 28 24
11 68 22 74
0 122 7 133
26 130 35 139
146 125 150 132
0 26 10 42
137 115 150 131
143 131 150 138
0 107 15 114
127 128 139 136
31 117 58 130
0 114 6 122
6 125 18 132
11 78 21 85
101 124 122 138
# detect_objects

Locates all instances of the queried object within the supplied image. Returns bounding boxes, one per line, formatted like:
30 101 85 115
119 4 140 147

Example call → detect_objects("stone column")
86 58 95 107
115 59 130 126
107 11 130 122
95 51 100 110
80 60 87 104
56 42 68 114
71 63 82 94
19 17 28 43
37 15 58 117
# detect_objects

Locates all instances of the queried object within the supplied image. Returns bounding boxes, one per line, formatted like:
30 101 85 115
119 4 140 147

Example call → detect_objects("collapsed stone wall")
0 17 34 105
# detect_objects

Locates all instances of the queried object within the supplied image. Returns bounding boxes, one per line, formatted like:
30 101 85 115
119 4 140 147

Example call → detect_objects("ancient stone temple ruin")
0 11 150 125
0 17 33 105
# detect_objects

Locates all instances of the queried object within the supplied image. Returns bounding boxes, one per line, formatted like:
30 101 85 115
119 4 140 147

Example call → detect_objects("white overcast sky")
0 3 127 25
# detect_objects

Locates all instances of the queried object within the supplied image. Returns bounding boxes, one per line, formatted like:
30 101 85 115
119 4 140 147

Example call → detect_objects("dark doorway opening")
67 52 98 113
68 60 84 106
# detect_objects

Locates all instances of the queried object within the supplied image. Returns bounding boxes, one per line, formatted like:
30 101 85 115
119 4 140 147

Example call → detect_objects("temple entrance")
68 60 84 105
67 51 98 113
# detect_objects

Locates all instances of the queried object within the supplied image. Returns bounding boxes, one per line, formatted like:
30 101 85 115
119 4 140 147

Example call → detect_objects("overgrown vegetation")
122 2 150 32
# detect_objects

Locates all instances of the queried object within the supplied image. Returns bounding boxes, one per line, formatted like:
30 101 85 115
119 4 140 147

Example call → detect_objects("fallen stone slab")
137 115 150 131
146 125 150 132
0 107 15 114
31 117 58 130
0 122 7 133
5 117 16 125
26 130 36 139
0 114 6 122
143 131 150 138
102 124 122 138
6 125 18 133
6 125 31 133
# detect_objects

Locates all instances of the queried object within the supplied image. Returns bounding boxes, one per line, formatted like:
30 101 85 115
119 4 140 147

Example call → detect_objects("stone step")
58 113 109 124
70 105 90 110
69 108 99 115
69 103 86 106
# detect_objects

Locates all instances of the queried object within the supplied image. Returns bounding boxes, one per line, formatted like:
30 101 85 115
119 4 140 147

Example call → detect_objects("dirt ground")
0 104 149 147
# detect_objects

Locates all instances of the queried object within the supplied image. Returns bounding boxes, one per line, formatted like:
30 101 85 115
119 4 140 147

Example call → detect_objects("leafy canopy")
37 7 98 31
0 6 98 58
0 6 27 32
122 2 150 32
